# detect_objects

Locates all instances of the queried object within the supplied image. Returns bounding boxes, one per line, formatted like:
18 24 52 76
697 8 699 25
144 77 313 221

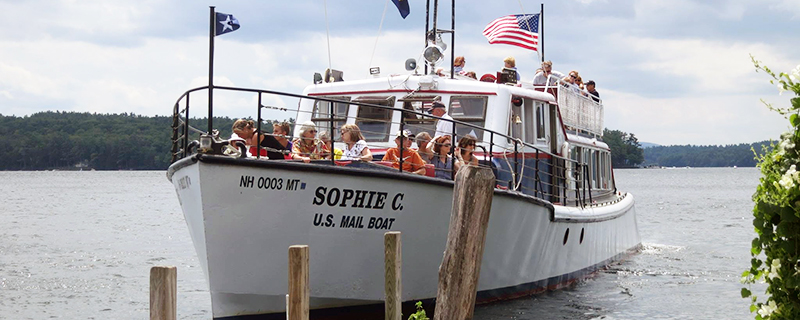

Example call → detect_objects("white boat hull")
169 156 640 319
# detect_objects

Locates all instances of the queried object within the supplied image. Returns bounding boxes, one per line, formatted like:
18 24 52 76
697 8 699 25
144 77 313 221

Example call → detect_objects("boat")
167 5 640 320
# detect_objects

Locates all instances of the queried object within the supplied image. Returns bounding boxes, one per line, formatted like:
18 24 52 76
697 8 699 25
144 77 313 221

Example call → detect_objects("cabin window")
523 98 536 143
399 97 438 138
536 103 546 140
312 97 350 140
449 96 487 139
509 100 522 141
354 96 395 142
592 150 599 189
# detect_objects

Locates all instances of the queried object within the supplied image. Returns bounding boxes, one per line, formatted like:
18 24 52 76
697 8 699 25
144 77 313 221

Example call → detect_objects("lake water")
0 168 765 319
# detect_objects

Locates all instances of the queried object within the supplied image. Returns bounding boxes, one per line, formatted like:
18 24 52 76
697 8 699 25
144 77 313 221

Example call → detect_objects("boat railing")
170 85 607 208
527 75 603 136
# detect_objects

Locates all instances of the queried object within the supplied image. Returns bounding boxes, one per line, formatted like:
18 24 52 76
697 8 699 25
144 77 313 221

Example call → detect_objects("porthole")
580 228 585 244
563 228 570 245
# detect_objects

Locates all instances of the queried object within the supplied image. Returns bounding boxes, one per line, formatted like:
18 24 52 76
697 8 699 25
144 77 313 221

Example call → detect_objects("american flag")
482 14 539 51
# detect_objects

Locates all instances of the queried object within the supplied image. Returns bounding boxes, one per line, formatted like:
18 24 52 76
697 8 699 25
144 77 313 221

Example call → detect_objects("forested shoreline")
0 111 277 170
0 112 775 170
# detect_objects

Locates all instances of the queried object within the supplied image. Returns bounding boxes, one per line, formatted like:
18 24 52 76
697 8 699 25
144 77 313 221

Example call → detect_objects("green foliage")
407 301 429 320
603 128 644 167
743 57 800 319
643 142 773 167
0 111 290 170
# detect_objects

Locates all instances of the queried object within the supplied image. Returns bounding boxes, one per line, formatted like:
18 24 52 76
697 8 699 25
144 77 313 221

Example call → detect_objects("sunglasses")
308 130 317 134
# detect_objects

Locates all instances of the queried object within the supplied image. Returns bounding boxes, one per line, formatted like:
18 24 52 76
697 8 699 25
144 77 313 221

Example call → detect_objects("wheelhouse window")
536 103 546 140
312 97 350 140
449 96 487 139
399 96 438 138
354 96 395 142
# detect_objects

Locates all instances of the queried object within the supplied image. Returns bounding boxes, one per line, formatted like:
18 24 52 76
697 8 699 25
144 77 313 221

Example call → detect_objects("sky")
0 0 798 146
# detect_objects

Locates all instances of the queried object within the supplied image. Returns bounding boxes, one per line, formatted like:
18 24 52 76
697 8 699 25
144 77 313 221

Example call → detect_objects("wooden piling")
384 232 402 320
288 245 309 320
433 165 495 320
149 266 177 320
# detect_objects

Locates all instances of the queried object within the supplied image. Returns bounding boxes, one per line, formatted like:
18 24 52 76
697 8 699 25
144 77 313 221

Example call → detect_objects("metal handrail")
169 85 608 207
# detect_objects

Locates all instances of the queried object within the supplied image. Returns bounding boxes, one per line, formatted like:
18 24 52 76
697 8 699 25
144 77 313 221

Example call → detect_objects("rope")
324 0 333 72
369 0 391 69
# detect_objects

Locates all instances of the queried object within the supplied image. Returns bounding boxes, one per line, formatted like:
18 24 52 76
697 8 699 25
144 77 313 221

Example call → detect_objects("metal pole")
208 6 215 133
450 0 455 79
540 3 544 62
329 99 335 165
183 96 190 158
257 95 262 159
424 0 430 74
513 141 519 190
399 121 405 173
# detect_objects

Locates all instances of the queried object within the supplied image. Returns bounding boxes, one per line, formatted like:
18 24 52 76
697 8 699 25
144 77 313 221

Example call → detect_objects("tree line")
0 111 286 171
641 142 773 168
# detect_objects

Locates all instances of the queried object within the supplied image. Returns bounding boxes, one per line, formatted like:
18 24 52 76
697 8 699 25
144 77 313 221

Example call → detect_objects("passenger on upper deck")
455 134 479 172
585 80 600 103
340 124 372 161
453 56 467 75
430 101 454 139
465 71 477 79
382 130 426 175
431 135 454 180
415 132 434 164
291 121 329 163
503 56 521 81
532 60 565 87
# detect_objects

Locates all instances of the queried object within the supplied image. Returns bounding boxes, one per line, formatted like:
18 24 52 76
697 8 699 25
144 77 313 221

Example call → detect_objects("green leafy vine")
742 55 800 319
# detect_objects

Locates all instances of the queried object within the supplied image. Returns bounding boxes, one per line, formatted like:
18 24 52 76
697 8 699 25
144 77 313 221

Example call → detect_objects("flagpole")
540 3 544 62
424 0 430 74
208 6 216 133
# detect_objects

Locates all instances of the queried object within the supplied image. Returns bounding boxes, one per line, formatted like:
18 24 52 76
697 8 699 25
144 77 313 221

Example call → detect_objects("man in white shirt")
532 60 564 87
430 101 454 138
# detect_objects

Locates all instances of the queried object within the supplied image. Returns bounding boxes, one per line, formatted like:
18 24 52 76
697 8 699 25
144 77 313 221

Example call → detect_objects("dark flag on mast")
207 7 240 133
215 12 240 36
391 0 410 19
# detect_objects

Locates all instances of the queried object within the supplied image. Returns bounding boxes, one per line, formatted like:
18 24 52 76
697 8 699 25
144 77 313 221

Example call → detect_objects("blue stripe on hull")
214 244 641 320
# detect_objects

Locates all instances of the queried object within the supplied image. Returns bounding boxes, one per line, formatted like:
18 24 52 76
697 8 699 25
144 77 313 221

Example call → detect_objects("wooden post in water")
433 165 495 320
149 266 177 320
288 245 309 320
384 231 402 320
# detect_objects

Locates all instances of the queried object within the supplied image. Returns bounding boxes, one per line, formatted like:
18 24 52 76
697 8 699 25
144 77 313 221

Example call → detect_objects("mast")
450 0 455 79
540 3 545 62
208 6 216 133
424 0 430 74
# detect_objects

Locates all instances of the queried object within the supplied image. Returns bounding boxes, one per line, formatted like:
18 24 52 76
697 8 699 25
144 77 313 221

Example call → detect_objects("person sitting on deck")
230 119 258 156
291 121 329 163
258 121 293 160
532 60 565 87
431 135 455 180
339 124 372 161
382 130 426 175
230 119 281 159
455 134 479 172
415 132 434 164
319 131 343 160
